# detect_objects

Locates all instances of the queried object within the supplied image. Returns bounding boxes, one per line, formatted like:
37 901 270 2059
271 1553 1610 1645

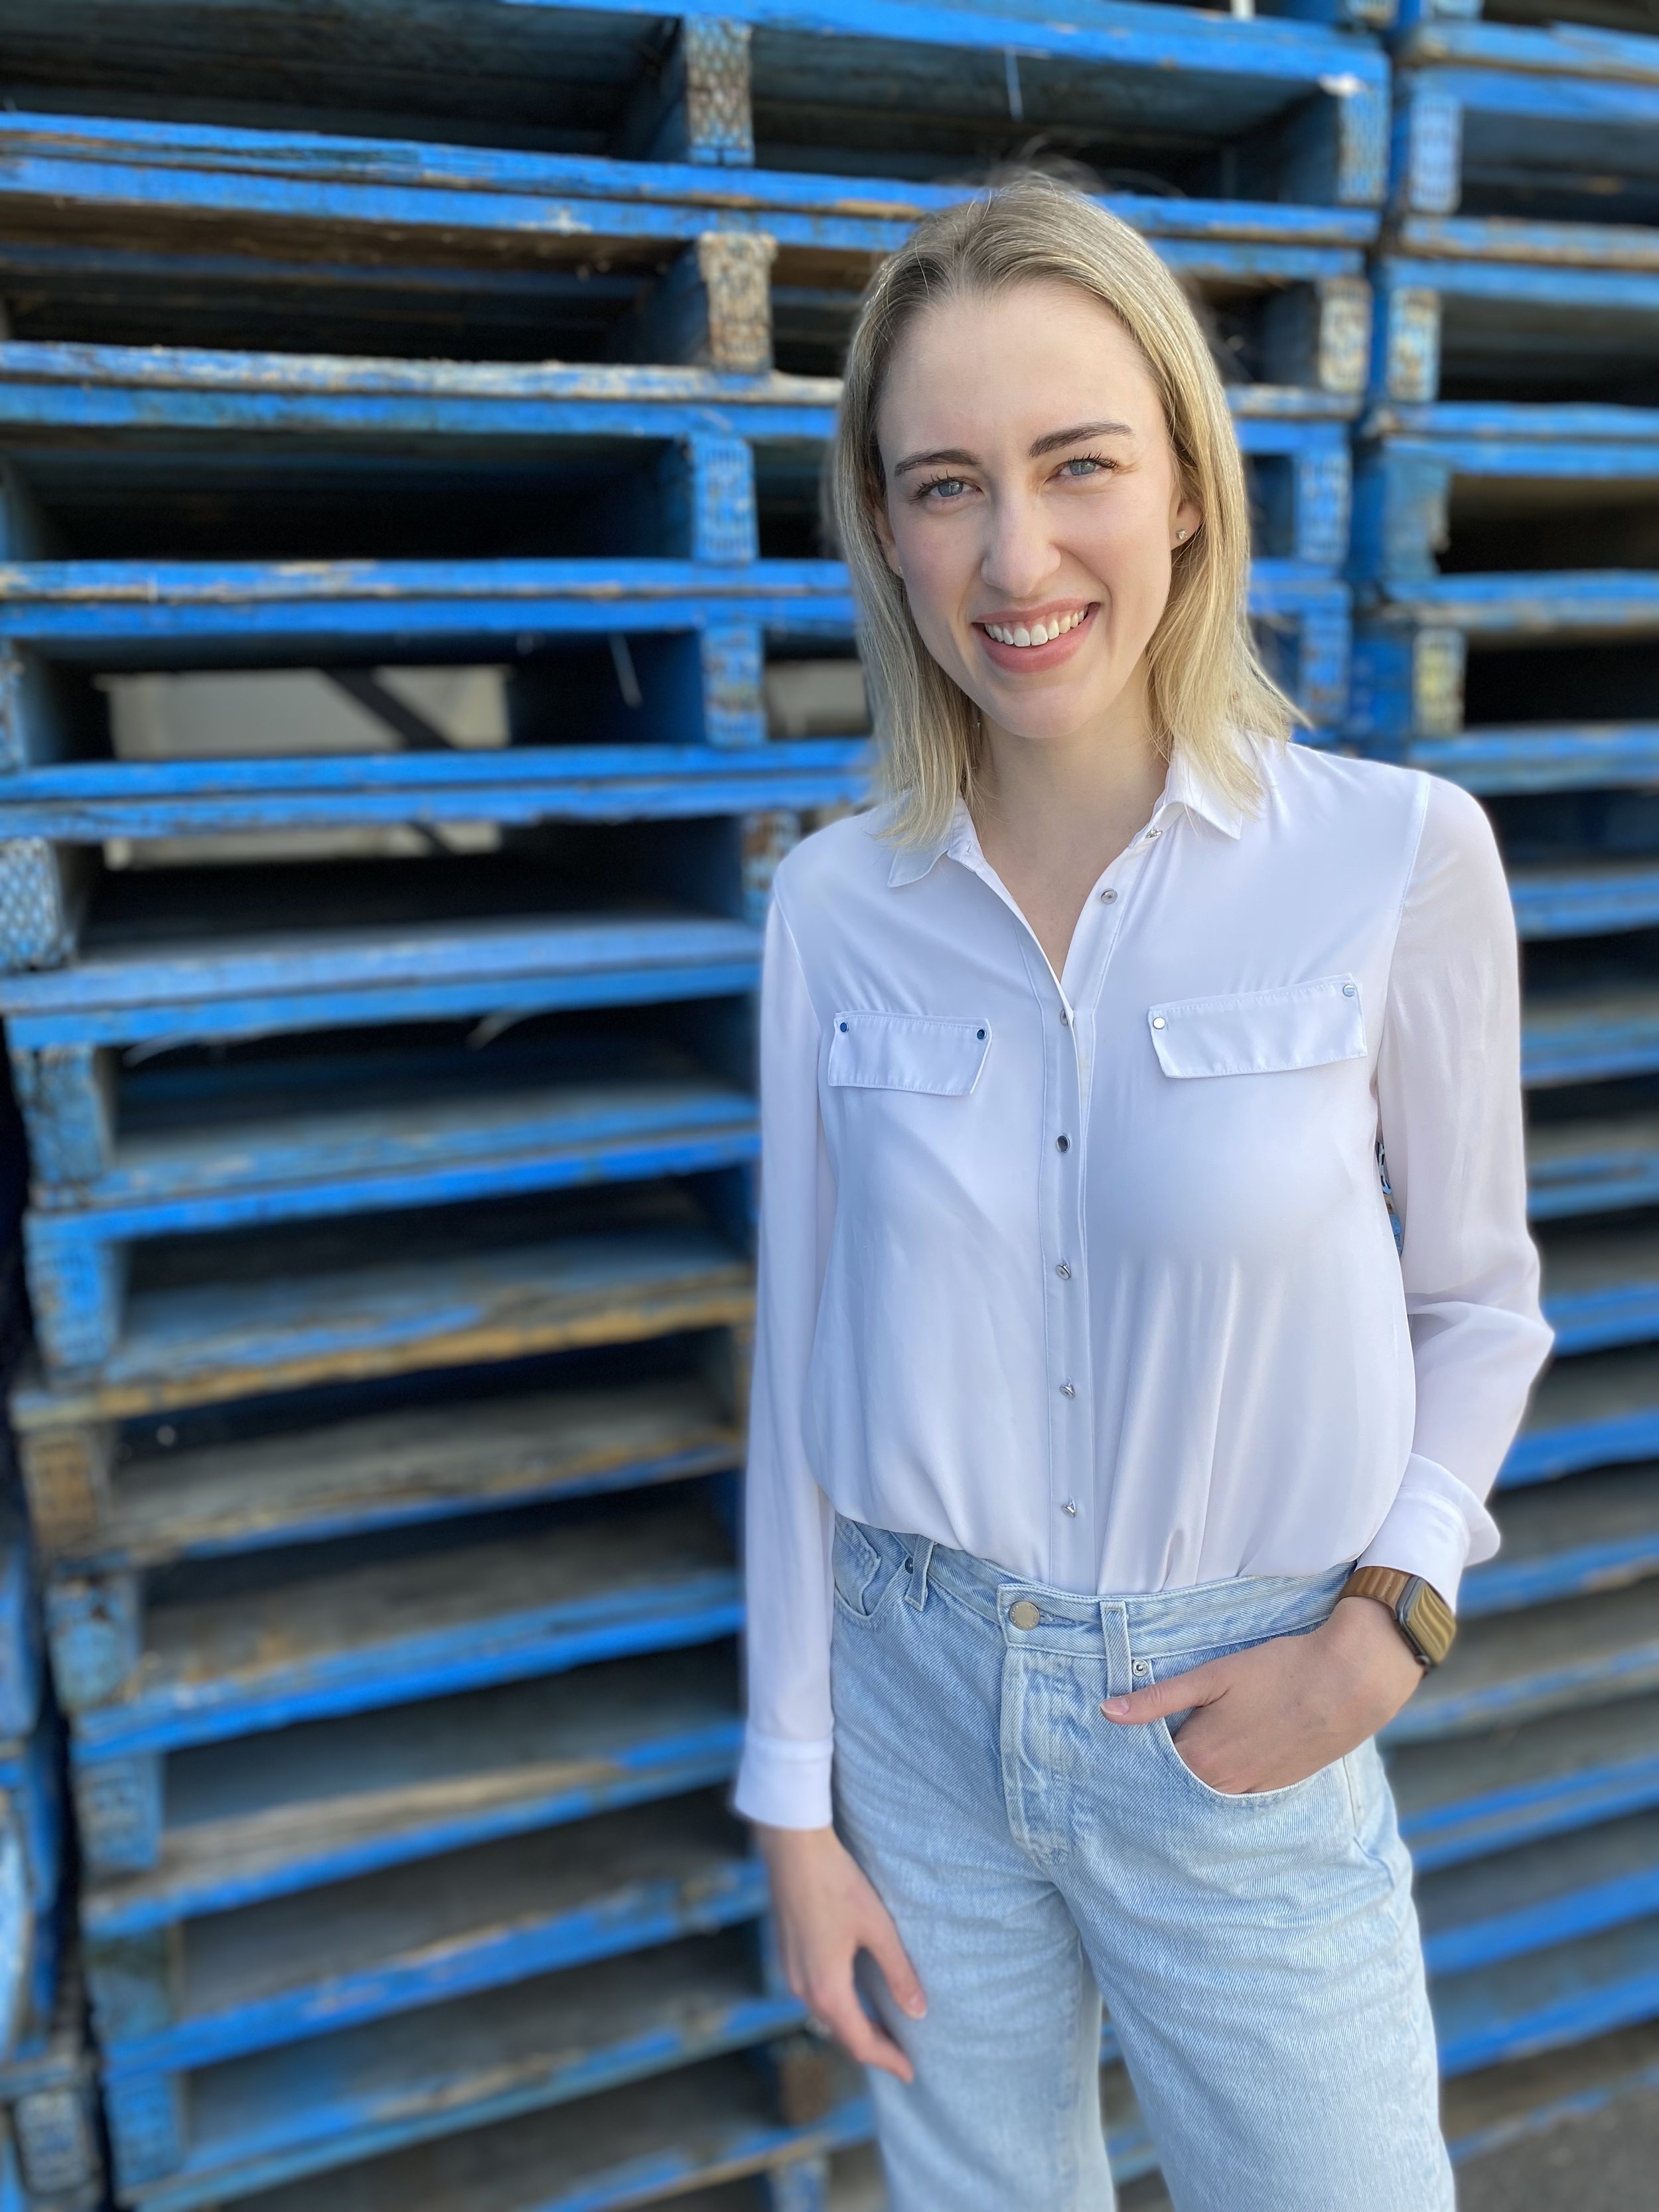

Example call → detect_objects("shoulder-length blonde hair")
830 172 1298 846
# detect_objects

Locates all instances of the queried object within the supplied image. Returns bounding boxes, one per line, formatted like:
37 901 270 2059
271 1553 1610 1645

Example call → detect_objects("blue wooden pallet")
1434 1909 1659 2077
1349 571 1659 754
1538 1217 1659 1356
1510 861 1659 940
1420 1806 1659 1979
1530 1111 1659 1222
1503 1345 1659 1485
0 1933 102 2209
1469 1463 1659 1614
19 1336 749 1574
1409 724 1659 793
76 1639 741 1922
1370 246 1659 406
1348 413 1659 584
1524 984 1659 1090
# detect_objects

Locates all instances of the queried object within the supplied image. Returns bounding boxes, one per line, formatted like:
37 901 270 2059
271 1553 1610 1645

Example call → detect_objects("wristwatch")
1339 1566 1457 1669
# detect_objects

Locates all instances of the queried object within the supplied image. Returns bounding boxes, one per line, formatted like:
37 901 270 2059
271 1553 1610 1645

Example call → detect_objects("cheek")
887 515 974 662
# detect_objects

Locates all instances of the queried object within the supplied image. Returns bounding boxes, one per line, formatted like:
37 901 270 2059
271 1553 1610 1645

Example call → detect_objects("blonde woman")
733 175 1551 2211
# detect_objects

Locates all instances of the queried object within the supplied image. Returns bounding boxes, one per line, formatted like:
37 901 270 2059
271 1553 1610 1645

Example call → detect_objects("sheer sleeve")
732 890 839 1827
1362 774 1555 1605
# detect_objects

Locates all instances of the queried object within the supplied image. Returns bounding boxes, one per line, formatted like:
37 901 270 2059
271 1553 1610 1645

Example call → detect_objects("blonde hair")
830 173 1298 846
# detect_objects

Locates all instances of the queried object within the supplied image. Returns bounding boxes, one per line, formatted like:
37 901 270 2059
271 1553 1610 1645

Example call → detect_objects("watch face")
1402 1580 1457 1667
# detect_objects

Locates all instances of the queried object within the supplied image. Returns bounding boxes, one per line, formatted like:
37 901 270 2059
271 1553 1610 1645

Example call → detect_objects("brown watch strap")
1340 1566 1457 1668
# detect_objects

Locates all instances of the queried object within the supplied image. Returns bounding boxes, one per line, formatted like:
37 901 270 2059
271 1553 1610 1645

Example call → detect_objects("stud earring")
1176 528 1189 541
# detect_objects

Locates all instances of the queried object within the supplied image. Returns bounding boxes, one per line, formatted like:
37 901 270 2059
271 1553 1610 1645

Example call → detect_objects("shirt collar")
885 742 1248 887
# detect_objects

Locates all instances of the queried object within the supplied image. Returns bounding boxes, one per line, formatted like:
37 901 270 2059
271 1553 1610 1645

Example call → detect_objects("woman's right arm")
734 891 925 2079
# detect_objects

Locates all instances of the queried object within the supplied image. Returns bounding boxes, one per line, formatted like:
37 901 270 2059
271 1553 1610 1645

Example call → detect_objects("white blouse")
734 740 1554 1830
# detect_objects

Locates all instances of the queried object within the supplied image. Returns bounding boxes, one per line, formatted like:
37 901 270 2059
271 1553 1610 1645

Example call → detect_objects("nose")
979 488 1060 605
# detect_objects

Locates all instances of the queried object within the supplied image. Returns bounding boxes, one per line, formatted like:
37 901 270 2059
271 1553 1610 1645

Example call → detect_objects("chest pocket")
828 1010 992 1095
1147 975 1366 1078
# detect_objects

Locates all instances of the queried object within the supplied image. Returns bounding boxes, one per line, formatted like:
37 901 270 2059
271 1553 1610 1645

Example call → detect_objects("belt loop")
904 1536 934 1611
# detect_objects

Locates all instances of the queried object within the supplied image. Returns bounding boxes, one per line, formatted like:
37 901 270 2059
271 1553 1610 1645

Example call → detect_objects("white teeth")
984 611 1085 648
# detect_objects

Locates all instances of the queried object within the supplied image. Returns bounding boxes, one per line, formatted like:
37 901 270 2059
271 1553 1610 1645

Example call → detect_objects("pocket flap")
1147 976 1365 1078
828 1011 991 1095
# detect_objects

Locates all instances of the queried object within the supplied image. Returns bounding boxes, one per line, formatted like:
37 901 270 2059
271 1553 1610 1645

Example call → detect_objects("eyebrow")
891 421 1136 478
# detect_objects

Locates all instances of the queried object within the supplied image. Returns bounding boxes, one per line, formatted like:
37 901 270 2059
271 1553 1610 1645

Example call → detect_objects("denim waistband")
838 1513 1353 1661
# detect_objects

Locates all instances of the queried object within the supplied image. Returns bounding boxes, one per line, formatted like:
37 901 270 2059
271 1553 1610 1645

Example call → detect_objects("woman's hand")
1100 1593 1427 1795
755 1822 926 2082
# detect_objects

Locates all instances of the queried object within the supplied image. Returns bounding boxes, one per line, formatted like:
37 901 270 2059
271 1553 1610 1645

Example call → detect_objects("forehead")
877 280 1163 449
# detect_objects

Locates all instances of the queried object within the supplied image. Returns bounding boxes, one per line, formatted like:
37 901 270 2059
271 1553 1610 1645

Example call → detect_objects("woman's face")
872 279 1202 747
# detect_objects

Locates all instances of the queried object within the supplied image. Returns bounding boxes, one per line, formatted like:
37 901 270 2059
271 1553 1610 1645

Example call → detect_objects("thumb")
1101 1661 1221 1727
863 1904 928 2019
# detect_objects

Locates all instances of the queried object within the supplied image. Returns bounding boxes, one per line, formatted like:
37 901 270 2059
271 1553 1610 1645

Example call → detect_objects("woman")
733 175 1552 2211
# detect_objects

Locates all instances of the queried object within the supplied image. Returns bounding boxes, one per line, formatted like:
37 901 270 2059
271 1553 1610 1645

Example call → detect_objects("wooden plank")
1523 983 1659 1089
1433 1910 1659 2078
1510 859 1659 940
0 744 873 844
1421 1809 1659 1978
1538 1217 1659 1355
1383 1581 1659 1744
1469 1463 1659 1616
1392 1692 1659 1872
58 1489 741 1757
90 1794 762 2071
40 1364 745 1575
103 1928 807 2205
78 1645 743 1938
1441 2015 1659 2168
1409 725 1659 796
1529 1108 1659 1220
1504 1344 1659 1485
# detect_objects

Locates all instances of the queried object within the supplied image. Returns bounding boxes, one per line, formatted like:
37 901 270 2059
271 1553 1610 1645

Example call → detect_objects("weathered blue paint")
1465 1467 1659 1617
1433 1911 1659 2078
1421 1810 1659 1979
1407 727 1659 794
1384 1582 1659 1744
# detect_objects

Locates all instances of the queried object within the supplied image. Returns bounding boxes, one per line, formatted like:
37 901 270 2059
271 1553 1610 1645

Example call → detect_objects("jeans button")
1010 1600 1041 1631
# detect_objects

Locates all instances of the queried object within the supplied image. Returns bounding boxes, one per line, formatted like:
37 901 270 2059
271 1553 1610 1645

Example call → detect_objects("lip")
972 601 1098 674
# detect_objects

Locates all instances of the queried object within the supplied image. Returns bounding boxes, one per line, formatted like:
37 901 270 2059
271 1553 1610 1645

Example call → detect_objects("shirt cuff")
733 1725 835 1830
1356 1451 1498 1613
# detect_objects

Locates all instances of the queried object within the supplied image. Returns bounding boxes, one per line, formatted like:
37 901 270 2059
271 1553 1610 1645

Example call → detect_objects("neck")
972 674 1167 868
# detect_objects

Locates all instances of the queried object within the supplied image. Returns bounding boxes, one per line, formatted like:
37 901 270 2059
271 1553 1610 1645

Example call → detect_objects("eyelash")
910 452 1118 504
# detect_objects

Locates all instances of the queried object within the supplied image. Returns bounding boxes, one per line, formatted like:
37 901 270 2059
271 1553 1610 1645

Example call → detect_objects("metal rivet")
1010 1599 1041 1631
1343 983 1357 997
1133 1659 1151 1676
1100 888 1118 903
1150 1015 1167 1030
1056 1134 1070 1152
1055 1262 1071 1280
1060 1381 1076 1398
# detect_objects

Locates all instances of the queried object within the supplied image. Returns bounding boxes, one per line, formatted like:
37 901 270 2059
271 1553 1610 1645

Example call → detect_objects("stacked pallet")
1348 0 1659 2174
0 4 1385 2208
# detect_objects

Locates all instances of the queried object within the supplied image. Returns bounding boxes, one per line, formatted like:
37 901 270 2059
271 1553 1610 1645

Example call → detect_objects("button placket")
1044 963 1092 1582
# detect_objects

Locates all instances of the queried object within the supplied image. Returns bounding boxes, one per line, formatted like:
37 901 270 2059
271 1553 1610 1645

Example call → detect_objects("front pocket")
1157 1718 1332 1807
1147 975 1366 1080
828 1010 991 1095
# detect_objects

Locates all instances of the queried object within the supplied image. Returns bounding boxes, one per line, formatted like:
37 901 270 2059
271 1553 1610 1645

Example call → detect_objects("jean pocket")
831 1518 906 1623
1145 1635 1334 1808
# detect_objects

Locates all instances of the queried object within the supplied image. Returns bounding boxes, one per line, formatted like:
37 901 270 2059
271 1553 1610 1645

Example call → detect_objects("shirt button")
1144 826 1161 840
1056 1134 1070 1152
1150 1015 1167 1030
1100 888 1118 904
1055 1262 1071 1280
1010 1600 1041 1631
1060 1380 1076 1398
1063 1499 1078 1516
1343 983 1357 997
1059 1009 1070 1026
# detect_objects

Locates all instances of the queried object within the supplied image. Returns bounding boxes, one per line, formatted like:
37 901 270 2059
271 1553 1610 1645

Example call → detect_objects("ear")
871 495 904 579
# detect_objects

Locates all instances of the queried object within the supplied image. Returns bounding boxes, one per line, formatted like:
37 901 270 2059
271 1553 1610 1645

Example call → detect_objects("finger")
1101 1661 1224 1725
816 1986 916 2083
862 1909 927 2018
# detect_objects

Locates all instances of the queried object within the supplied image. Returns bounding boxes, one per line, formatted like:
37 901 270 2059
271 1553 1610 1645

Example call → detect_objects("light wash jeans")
828 1514 1453 2212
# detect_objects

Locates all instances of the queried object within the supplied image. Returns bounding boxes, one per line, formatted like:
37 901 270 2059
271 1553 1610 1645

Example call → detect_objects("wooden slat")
1469 1463 1659 1615
64 1492 741 1757
1391 1690 1659 1871
79 1647 742 1941
10 1197 754 1422
52 1368 744 1574
1503 1344 1659 1485
1384 1582 1659 1745
1434 1911 1659 2078
94 1795 762 2073
1538 1216 1659 1355
1529 1108 1659 1221
1421 1809 1659 1977
1442 2015 1659 2167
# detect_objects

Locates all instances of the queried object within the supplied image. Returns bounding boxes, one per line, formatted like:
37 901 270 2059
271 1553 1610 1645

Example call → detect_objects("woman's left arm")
1103 774 1556 1789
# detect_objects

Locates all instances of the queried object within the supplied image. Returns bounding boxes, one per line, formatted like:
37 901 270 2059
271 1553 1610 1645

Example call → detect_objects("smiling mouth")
979 607 1090 648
